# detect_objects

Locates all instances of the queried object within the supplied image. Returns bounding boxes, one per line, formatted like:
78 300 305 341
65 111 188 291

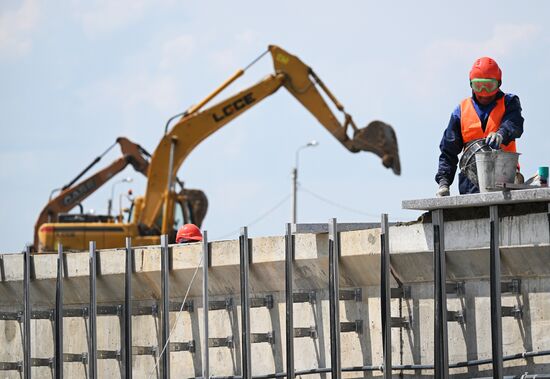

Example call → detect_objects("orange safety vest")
460 97 517 152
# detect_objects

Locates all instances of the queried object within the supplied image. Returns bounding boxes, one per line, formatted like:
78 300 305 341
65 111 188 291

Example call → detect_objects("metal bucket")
459 139 492 186
475 151 520 192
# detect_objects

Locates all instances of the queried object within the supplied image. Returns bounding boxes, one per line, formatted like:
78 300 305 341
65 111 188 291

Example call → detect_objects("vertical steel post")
285 223 295 379
489 205 503 378
23 245 31 379
123 237 133 379
55 244 64 379
380 214 392 378
291 168 297 224
328 218 341 378
160 235 171 379
432 209 449 378
202 231 210 379
0 255 4 283
89 241 97 379
240 227 252 379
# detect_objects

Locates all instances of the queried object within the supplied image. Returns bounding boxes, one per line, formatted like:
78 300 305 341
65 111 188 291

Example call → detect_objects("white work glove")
436 184 450 197
485 131 503 149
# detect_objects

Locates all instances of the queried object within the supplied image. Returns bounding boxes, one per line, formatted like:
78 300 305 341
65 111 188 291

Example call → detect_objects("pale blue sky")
1 1 549 252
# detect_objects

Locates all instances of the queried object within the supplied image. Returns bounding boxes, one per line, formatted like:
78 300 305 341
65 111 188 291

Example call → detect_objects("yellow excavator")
34 137 207 251
37 45 401 252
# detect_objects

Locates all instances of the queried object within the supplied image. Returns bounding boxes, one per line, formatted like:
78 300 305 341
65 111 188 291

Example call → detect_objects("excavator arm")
139 45 400 231
269 45 400 171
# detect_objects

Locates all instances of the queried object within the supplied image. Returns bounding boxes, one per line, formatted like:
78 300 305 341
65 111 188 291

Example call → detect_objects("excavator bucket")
352 121 401 175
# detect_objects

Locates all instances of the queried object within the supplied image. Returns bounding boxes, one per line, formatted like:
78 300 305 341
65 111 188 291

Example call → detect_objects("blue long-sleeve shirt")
435 91 524 194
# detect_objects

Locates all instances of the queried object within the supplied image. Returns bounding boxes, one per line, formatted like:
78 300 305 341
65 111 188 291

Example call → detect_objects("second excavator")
34 137 207 251
37 44 400 251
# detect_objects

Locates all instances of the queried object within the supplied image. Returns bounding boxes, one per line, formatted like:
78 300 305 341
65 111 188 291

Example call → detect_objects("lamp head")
307 140 319 147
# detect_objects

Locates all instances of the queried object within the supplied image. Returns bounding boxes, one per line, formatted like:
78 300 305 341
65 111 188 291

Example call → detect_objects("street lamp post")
291 140 318 224
108 177 133 217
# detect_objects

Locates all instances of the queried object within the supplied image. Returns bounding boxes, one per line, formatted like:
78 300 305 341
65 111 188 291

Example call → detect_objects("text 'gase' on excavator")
36 44 400 252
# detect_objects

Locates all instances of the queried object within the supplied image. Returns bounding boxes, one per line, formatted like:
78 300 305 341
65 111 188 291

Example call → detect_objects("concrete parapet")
1 208 550 377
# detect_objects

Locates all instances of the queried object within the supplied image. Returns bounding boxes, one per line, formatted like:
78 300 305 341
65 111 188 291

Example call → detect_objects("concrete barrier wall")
1 211 550 378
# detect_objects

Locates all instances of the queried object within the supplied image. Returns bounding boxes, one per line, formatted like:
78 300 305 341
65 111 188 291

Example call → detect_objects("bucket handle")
460 159 478 173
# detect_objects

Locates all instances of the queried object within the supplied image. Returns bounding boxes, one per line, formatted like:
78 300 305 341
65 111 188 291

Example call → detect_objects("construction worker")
435 57 524 196
176 223 203 243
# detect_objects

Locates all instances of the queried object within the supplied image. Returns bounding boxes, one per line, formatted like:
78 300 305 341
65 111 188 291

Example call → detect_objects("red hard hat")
469 57 502 81
176 224 203 243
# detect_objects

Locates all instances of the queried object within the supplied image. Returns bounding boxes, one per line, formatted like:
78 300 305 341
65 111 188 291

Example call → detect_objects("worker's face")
475 93 497 105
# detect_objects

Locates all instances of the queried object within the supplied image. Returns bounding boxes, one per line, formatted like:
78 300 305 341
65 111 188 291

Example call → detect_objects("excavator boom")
140 74 286 229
